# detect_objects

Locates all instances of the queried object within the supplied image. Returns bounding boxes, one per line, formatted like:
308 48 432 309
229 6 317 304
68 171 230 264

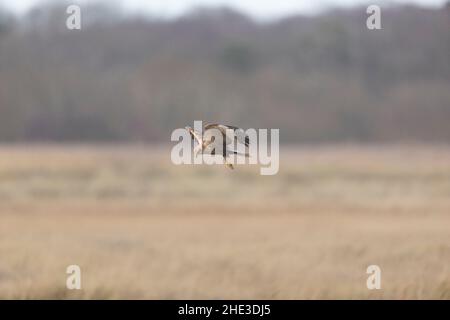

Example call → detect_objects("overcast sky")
2 0 448 19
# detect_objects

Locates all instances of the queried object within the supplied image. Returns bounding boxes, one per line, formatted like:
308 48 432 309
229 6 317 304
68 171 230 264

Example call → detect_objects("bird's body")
185 123 249 169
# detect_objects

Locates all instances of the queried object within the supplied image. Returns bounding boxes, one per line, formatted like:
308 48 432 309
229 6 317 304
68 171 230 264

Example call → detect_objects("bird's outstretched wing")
204 123 249 147
185 126 202 145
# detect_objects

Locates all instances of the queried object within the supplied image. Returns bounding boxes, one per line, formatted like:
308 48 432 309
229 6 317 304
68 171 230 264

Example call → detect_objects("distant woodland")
0 2 449 143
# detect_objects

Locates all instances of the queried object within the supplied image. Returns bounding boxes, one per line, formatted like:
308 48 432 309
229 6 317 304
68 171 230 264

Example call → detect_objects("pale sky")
2 0 448 19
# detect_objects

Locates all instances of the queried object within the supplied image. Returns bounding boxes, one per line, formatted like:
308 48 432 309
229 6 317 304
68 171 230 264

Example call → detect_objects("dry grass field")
0 145 449 299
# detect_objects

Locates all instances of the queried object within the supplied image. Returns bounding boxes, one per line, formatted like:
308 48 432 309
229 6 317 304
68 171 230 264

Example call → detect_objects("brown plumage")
185 123 249 169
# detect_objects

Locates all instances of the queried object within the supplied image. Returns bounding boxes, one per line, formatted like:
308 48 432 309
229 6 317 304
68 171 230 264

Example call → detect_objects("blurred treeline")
0 2 449 143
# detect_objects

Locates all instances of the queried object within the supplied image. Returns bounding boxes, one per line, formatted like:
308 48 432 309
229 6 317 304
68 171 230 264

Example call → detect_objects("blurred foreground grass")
0 145 449 299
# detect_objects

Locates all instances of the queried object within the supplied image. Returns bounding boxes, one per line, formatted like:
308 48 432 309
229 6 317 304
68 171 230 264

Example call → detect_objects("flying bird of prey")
185 123 249 169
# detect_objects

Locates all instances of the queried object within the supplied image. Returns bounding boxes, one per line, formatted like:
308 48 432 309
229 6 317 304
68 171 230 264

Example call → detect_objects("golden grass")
0 145 449 299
